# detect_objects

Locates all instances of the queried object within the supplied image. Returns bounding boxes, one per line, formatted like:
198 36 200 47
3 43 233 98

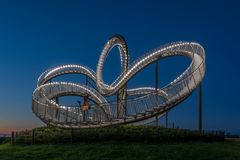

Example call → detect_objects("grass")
1 141 240 160
14 126 225 144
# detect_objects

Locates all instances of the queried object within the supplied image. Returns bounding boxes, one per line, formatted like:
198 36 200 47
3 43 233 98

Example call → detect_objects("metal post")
15 131 18 139
155 61 158 126
155 115 158 126
77 100 82 121
55 97 59 120
155 61 158 95
86 75 88 86
11 131 14 145
71 128 74 143
165 112 168 128
117 88 127 118
83 111 86 122
56 97 59 104
32 129 35 145
198 83 202 132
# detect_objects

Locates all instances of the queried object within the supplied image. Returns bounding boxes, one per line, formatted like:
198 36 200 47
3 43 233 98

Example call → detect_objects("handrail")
32 35 205 128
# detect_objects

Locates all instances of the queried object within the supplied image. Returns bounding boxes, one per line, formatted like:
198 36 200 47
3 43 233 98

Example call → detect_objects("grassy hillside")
14 125 224 144
1 126 228 159
1 141 240 160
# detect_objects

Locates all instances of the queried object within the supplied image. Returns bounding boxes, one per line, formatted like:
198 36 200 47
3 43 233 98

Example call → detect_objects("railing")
33 59 204 127
32 36 205 128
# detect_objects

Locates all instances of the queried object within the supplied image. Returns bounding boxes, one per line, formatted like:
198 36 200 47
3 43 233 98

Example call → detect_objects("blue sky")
0 0 239 134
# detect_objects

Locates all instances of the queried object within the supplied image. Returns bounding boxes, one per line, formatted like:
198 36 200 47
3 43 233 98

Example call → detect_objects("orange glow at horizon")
0 123 44 135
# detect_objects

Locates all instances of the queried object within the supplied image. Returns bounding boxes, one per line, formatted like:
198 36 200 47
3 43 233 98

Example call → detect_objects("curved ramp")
32 35 205 128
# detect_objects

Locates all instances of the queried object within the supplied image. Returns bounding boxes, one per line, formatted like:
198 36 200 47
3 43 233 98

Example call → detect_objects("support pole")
165 112 168 128
77 100 81 121
198 83 202 132
56 97 59 104
155 61 158 126
11 131 15 145
117 87 127 119
155 115 158 126
32 129 35 145
55 97 59 120
15 132 18 139
86 75 88 86
155 61 158 95
71 128 74 144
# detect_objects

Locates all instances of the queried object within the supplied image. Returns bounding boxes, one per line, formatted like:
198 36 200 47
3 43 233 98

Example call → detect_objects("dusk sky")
0 0 239 134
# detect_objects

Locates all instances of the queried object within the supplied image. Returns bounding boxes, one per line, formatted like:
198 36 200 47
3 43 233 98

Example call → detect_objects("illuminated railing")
32 35 205 128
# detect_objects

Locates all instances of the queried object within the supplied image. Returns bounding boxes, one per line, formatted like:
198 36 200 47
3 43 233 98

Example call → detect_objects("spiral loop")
32 35 205 128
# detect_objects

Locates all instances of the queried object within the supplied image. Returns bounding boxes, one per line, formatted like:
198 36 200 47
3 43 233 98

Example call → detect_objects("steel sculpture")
32 35 205 128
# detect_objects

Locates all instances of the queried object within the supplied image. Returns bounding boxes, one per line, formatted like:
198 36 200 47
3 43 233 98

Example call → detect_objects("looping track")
32 35 205 128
